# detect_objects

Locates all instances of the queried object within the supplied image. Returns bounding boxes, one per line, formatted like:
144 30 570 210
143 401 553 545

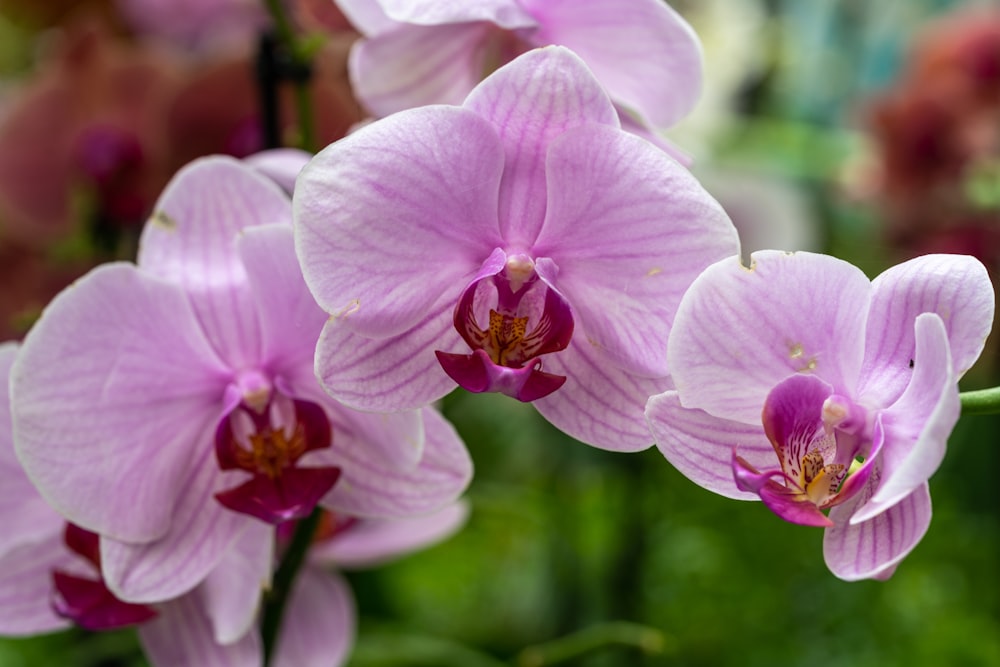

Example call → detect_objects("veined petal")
336 0 399 35
12 264 228 542
320 407 472 518
0 343 66 557
313 302 461 413
200 520 273 644
824 483 931 581
521 0 703 128
245 148 312 194
311 501 469 568
534 124 737 377
294 106 504 338
101 446 247 603
139 156 292 280
139 157 290 369
464 47 619 248
273 568 355 667
854 314 957 522
376 0 535 28
646 391 772 500
0 532 75 635
139 591 262 667
288 371 427 470
533 337 669 452
668 251 872 424
858 254 994 406
238 225 326 373
350 22 492 117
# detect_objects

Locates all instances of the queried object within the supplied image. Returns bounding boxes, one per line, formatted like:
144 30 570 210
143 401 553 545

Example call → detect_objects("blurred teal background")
2 0 999 665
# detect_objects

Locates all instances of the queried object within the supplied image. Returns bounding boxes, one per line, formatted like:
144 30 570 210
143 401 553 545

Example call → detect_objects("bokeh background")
1 0 998 665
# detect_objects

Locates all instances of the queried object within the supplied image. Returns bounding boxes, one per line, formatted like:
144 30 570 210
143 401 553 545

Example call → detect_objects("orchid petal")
312 501 469 568
295 106 503 338
520 0 702 128
668 251 872 423
858 254 994 406
646 391 772 500
824 483 931 581
0 532 75 635
464 47 619 248
0 343 66 557
287 369 429 470
273 568 355 667
854 314 957 522
12 264 227 542
139 591 262 667
534 124 737 376
101 447 247 603
321 407 472 518
336 0 399 35
138 156 292 369
533 338 669 452
733 455 833 528
616 111 693 165
350 22 493 117
376 0 534 29
313 304 461 412
245 148 312 194
201 520 273 644
237 225 326 373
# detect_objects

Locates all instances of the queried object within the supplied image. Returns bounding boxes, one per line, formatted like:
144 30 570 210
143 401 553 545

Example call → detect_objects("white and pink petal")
668 251 872 424
521 0 702 129
12 264 228 543
272 568 355 667
534 124 737 377
533 338 669 452
294 105 504 338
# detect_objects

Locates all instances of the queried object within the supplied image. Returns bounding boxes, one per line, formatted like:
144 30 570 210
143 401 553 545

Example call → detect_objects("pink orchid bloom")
0 341 329 665
336 0 702 157
646 251 994 580
294 47 738 452
11 156 472 608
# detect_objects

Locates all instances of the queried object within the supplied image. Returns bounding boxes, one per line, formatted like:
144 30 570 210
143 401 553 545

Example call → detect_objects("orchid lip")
438 253 573 401
214 393 340 524
51 524 159 631
737 374 875 527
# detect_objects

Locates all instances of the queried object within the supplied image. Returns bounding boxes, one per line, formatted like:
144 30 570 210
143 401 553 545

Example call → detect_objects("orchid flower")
1 341 308 665
336 0 702 158
11 156 472 610
294 47 739 452
646 251 994 579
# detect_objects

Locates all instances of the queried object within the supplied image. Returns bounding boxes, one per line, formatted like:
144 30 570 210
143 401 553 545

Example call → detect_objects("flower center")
214 391 341 524
733 374 874 527
436 252 574 402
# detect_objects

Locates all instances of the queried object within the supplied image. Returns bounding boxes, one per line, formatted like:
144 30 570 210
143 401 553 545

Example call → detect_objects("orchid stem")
959 386 1000 415
513 622 670 667
261 508 323 665
262 0 317 152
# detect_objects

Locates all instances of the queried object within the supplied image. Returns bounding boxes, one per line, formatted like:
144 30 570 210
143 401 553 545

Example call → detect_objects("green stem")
261 508 323 665
262 0 317 152
960 387 1000 415
513 622 669 667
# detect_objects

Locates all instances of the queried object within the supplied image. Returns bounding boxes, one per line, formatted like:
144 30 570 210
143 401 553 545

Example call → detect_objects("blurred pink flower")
0 21 180 248
117 0 270 51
